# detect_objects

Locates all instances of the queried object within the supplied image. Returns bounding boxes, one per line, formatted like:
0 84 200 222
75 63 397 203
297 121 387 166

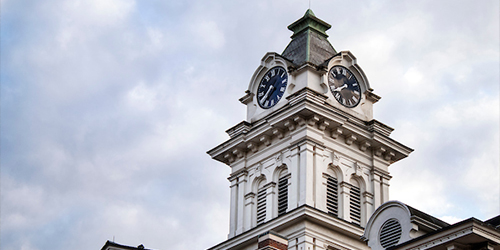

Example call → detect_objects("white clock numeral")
352 96 358 103
335 93 341 99
342 68 347 76
258 92 264 97
270 70 275 77
281 71 286 78
282 79 287 83
348 74 352 79
336 67 341 74
353 83 358 86
280 86 286 92
265 100 269 107
264 75 270 81
270 99 275 106
342 98 346 105
354 90 360 95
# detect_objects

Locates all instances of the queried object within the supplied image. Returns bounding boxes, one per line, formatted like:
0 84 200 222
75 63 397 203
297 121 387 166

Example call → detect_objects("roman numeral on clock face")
257 66 288 109
328 65 362 108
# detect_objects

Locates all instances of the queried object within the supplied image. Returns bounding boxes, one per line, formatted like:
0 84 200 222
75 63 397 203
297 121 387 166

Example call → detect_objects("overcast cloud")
1 1 499 250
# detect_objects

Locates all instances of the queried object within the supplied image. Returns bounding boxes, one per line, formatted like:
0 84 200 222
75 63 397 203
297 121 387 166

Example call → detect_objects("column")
339 181 351 221
299 141 315 207
313 145 326 211
244 192 255 229
289 145 300 209
265 182 276 221
363 192 374 226
371 171 382 208
381 175 391 203
228 177 238 238
236 172 248 234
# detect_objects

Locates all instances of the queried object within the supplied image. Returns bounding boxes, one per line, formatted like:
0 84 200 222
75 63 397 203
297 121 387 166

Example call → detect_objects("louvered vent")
350 186 361 225
278 176 288 216
257 189 266 225
326 176 338 216
379 219 402 248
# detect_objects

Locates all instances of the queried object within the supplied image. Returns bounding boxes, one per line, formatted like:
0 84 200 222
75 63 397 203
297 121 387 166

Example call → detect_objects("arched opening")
256 178 267 225
277 167 289 216
350 178 362 225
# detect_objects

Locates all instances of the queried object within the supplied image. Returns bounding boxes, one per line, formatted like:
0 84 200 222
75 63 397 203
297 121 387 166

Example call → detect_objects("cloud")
1 1 498 250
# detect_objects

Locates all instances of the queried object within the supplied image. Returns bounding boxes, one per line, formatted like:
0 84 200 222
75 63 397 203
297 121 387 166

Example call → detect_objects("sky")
1 0 499 250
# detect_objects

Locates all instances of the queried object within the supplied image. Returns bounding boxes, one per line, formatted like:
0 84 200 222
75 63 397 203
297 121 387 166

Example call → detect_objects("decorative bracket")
331 127 343 139
332 151 340 166
232 149 244 159
353 162 362 177
255 163 263 177
224 153 235 163
294 116 305 126
284 120 295 131
359 141 371 152
345 134 357 145
260 135 271 146
384 151 395 161
319 120 329 131
276 152 283 166
375 147 386 157
247 142 258 153
272 128 284 139
308 115 320 126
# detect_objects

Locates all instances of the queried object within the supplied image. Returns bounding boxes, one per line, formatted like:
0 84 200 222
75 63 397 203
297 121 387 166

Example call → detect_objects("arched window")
326 174 339 217
350 180 361 225
257 181 267 225
277 169 288 216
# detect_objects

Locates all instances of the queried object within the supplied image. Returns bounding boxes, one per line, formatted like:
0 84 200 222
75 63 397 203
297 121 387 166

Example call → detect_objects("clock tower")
208 9 413 250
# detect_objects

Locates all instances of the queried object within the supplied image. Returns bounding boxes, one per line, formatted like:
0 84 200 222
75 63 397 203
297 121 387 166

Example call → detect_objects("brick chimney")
258 231 288 250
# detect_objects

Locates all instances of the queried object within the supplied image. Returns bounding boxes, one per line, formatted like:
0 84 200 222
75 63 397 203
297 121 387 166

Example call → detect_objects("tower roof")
282 9 337 66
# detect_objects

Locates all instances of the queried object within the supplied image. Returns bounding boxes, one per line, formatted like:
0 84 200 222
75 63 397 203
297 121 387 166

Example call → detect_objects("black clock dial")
328 65 361 108
257 66 288 109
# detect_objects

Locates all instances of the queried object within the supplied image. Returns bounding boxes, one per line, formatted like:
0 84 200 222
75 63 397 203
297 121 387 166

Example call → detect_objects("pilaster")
313 145 326 210
381 175 391 203
340 181 351 221
264 182 277 221
228 177 238 238
236 172 248 234
371 171 383 208
244 192 255 229
289 145 300 210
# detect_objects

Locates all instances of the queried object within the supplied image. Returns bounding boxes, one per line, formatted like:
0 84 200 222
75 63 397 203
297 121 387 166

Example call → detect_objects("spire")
282 9 337 67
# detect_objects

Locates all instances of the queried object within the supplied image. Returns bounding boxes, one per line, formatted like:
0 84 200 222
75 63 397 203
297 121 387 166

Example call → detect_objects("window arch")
350 179 362 225
256 179 267 225
326 174 339 217
277 168 288 216
325 164 341 217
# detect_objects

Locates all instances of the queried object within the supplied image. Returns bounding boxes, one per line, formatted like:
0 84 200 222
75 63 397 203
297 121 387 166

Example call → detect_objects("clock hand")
260 85 275 105
333 84 347 92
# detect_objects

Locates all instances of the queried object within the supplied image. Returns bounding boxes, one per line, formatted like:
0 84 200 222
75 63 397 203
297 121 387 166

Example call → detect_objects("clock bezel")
328 65 362 108
256 66 288 109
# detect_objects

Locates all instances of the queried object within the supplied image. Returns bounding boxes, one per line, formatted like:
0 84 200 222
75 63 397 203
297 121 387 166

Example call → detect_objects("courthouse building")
101 9 500 250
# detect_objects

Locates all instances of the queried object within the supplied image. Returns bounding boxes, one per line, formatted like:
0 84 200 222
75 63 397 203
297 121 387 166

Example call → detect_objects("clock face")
257 66 288 109
328 65 361 108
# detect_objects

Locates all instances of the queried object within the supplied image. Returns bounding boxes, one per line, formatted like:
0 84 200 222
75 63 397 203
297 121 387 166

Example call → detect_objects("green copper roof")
282 9 337 66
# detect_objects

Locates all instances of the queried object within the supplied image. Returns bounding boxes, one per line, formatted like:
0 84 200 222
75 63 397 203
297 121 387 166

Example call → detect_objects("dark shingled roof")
485 214 500 229
282 9 337 67
406 205 450 229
